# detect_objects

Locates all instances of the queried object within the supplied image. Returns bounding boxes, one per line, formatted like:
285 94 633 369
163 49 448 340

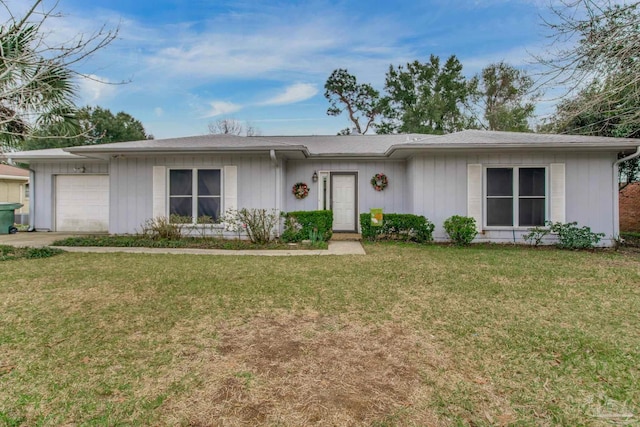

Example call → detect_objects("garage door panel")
56 175 109 232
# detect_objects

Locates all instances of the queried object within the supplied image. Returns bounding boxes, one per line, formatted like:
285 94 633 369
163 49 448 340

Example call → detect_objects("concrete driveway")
0 232 88 247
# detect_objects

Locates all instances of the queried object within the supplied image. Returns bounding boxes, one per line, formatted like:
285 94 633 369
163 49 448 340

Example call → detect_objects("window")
486 167 546 227
169 169 221 223
24 183 30 199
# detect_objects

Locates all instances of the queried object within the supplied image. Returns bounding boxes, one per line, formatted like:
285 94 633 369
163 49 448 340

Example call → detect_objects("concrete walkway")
0 232 366 256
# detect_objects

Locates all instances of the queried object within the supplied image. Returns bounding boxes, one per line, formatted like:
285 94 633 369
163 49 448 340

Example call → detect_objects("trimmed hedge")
359 213 435 243
281 210 333 242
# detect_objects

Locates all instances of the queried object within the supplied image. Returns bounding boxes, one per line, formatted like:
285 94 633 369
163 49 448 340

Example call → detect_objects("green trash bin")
0 202 23 234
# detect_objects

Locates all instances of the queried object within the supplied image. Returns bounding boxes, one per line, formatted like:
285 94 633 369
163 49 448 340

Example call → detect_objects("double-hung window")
169 169 221 223
486 167 546 227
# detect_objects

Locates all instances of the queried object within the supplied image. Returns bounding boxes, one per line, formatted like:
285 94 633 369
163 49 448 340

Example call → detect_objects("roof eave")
3 154 87 162
306 152 389 159
386 142 640 156
0 174 29 181
65 145 310 155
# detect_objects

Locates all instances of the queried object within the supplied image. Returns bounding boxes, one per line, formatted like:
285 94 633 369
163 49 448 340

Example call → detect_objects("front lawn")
1 244 639 425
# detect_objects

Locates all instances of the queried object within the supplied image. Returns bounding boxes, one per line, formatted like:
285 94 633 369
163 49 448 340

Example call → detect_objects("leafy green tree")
324 69 382 135
478 62 537 132
85 107 149 144
21 106 150 150
0 0 116 152
378 55 478 134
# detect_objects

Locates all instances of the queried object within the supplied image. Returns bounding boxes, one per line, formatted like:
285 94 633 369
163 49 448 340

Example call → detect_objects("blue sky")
16 0 567 138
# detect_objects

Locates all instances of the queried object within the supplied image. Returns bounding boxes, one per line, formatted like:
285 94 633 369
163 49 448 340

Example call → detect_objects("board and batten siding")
30 161 109 231
284 160 408 227
108 154 279 234
408 151 618 244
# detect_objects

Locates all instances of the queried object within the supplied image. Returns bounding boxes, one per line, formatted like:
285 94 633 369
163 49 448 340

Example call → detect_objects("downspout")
613 146 640 239
28 168 36 231
270 150 281 236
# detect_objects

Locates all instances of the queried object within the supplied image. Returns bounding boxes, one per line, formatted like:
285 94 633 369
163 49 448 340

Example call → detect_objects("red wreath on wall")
292 182 309 199
371 173 388 191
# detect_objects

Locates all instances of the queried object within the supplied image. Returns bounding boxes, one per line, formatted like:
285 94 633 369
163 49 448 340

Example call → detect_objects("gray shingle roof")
67 134 302 152
433 130 639 145
2 130 638 162
253 134 433 155
3 148 85 161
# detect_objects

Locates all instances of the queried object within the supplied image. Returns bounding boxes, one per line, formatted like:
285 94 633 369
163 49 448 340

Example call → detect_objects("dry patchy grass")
0 243 639 426
163 314 442 426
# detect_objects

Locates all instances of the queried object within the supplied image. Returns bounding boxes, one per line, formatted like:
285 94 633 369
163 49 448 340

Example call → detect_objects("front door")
331 172 357 232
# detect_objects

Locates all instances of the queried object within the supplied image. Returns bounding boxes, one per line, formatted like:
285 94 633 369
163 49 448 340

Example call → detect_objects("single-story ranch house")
4 130 639 246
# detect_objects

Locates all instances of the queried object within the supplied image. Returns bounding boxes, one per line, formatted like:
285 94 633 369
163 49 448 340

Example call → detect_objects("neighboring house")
620 182 640 232
0 163 29 224
3 130 639 246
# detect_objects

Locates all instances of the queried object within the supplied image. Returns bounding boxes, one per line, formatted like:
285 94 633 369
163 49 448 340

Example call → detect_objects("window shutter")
550 163 566 223
224 165 238 212
152 166 167 218
467 164 483 231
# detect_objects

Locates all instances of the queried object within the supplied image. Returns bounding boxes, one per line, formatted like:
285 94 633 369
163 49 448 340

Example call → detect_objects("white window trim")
168 168 222 224
483 166 549 230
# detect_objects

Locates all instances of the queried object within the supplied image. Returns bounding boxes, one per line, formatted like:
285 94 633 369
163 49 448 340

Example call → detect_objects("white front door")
55 174 109 232
331 172 357 232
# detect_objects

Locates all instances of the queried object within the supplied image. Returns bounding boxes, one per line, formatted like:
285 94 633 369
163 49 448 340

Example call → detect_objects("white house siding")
284 160 408 230
408 151 618 245
30 161 109 231
407 154 468 238
108 154 279 234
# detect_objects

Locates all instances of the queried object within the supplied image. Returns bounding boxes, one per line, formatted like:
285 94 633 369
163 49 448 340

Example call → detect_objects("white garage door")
56 175 109 232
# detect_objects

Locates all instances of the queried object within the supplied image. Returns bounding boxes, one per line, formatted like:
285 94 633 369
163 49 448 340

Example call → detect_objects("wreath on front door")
370 173 388 191
292 182 310 199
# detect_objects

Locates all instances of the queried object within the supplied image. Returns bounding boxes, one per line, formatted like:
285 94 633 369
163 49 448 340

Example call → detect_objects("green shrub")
523 225 550 246
359 213 435 243
308 227 324 244
548 221 604 249
443 215 478 246
281 210 333 242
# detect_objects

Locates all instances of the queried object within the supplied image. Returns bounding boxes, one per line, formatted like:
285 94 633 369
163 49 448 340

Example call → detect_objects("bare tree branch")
535 0 640 135
0 0 118 152
208 118 261 137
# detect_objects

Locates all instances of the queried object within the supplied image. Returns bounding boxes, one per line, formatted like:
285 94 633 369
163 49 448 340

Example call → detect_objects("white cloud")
77 74 118 104
138 5 417 85
259 83 318 106
205 101 242 118
154 107 164 117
